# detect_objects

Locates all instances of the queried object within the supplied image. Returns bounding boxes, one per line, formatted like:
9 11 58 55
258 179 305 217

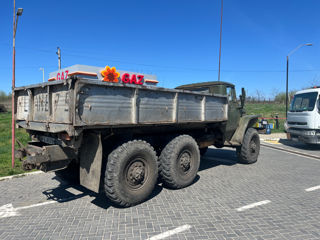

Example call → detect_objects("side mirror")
317 99 320 112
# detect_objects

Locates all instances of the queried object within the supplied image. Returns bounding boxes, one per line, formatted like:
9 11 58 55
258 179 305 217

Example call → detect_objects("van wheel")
104 140 158 207
159 135 200 189
236 128 260 164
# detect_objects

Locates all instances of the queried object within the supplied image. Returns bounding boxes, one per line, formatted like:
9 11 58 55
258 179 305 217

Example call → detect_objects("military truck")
14 65 260 207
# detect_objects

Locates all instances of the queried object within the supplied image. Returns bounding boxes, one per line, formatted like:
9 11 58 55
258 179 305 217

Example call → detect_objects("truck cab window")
226 87 235 102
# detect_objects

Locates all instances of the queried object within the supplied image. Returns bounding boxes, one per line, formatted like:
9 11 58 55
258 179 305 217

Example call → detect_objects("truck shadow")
43 176 163 210
90 184 163 209
42 148 237 209
199 148 238 171
43 183 94 204
279 139 320 151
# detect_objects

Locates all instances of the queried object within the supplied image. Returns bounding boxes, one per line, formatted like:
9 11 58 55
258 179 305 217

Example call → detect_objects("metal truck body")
15 79 228 134
14 65 260 207
287 88 320 144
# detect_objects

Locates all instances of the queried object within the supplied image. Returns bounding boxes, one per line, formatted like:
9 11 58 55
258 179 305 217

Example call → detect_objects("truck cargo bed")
15 78 228 135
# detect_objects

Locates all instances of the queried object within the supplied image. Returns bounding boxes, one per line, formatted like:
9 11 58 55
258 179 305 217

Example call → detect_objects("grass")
0 112 30 177
245 102 286 133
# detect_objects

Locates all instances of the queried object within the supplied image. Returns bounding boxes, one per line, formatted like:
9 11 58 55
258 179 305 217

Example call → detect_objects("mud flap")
79 133 103 193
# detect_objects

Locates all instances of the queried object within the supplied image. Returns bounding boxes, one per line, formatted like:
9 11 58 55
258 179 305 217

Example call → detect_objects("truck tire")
159 135 200 189
54 160 79 184
236 128 260 164
104 140 158 207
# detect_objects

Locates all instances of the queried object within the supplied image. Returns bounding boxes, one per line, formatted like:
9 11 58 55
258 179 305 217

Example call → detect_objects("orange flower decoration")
100 66 120 83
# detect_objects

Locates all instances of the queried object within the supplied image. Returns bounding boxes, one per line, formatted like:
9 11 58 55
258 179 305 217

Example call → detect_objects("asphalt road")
269 138 320 158
0 145 319 240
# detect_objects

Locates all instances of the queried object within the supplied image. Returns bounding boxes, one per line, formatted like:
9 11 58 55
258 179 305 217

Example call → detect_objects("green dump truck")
14 65 260 207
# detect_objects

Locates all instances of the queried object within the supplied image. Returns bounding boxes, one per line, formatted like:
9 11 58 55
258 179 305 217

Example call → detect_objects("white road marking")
236 200 271 212
0 201 56 219
147 224 192 240
0 171 43 181
305 185 320 192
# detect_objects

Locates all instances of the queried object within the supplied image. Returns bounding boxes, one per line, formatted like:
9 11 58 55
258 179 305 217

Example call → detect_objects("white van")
287 88 320 144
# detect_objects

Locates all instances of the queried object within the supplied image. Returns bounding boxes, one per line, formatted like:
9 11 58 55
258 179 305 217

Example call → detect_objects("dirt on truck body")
14 65 260 207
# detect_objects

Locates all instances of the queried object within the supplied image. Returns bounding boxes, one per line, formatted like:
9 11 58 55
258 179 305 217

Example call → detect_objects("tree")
255 89 265 102
306 74 320 88
0 91 10 102
274 91 296 104
271 88 279 100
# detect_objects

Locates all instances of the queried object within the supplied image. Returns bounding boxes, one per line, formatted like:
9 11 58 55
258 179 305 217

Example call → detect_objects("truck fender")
79 132 103 193
229 115 259 145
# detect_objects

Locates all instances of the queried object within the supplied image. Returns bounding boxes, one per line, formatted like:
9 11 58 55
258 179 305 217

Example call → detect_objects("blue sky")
1 0 319 98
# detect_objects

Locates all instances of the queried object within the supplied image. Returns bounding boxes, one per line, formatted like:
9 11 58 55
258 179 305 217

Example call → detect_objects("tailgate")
15 80 73 125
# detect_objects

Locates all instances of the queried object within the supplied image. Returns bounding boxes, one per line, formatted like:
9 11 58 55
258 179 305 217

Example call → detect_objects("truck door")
225 86 241 140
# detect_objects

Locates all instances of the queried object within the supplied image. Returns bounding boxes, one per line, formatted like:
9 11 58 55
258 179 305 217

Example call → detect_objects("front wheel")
236 128 260 164
104 140 158 207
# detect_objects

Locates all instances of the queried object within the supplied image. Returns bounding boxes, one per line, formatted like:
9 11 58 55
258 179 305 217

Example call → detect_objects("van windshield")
290 92 318 112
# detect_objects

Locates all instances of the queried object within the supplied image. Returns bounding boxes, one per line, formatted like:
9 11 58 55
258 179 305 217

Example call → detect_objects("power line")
0 43 318 73
0 65 57 69
0 65 319 73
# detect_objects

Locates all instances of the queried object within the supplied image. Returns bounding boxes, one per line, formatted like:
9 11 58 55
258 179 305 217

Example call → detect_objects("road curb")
261 142 320 160
0 171 43 182
261 138 281 142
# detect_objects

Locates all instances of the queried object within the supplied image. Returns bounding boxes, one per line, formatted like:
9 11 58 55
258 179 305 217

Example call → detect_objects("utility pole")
12 0 23 168
56 47 61 70
39 67 44 82
218 0 223 81
286 56 289 119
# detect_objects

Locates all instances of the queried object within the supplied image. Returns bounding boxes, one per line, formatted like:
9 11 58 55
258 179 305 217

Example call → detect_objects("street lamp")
12 3 23 168
286 43 312 118
17 8 23 16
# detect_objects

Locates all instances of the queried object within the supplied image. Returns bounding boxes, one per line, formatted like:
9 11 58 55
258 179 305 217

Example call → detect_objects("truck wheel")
159 135 200 189
54 160 79 184
104 140 158 207
236 128 260 164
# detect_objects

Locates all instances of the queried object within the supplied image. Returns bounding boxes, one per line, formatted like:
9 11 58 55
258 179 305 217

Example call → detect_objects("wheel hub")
127 162 145 185
179 152 191 172
250 140 256 153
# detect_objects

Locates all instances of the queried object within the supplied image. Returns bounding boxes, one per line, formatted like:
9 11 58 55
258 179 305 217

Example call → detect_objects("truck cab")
287 88 320 144
176 81 245 142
